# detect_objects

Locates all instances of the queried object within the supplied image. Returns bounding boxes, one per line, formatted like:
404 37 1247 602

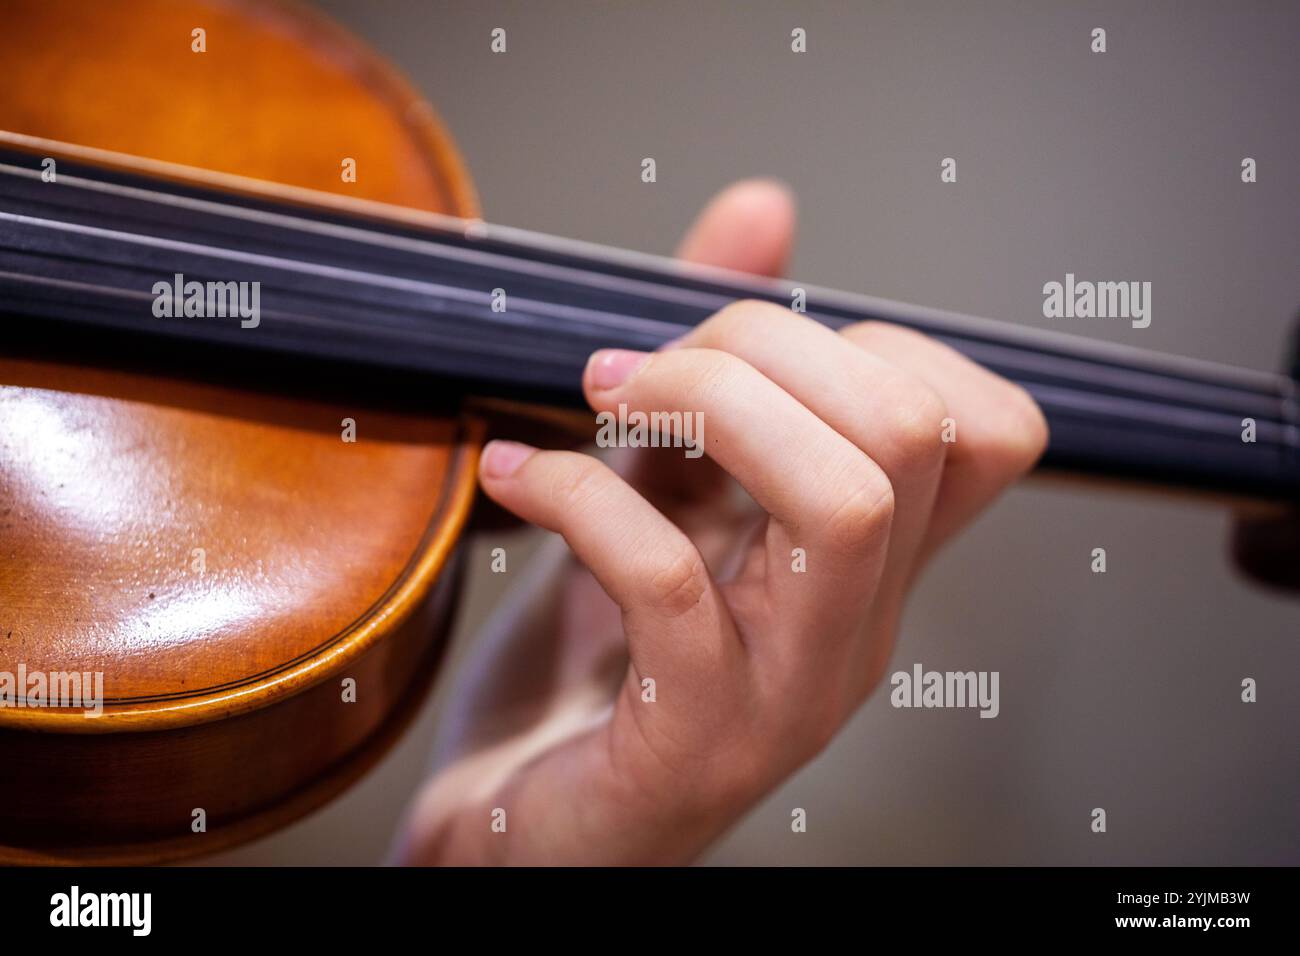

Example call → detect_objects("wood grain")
0 0 482 860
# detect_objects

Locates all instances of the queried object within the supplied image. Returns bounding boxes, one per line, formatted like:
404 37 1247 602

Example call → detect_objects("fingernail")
480 440 535 478
586 349 649 390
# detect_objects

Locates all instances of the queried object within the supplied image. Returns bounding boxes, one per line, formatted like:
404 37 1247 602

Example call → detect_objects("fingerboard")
0 145 1296 500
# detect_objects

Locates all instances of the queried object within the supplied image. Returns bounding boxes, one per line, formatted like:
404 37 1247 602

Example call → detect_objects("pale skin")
391 179 1049 865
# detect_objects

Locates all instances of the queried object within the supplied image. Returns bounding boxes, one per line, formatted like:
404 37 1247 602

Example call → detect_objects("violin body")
0 0 481 862
2 0 1296 866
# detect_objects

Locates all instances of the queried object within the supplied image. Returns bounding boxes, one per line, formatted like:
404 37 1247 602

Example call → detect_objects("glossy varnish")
0 0 482 861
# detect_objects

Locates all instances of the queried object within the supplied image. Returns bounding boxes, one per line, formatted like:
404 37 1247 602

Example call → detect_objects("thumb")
674 178 796 276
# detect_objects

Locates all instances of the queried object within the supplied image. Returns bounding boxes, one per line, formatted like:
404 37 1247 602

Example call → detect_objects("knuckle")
702 299 796 348
838 319 879 344
819 466 895 554
643 545 711 618
547 453 611 512
883 376 949 474
840 319 920 348
667 346 746 407
709 298 761 329
716 297 791 326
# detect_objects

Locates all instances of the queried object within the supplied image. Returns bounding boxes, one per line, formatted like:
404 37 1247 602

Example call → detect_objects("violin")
0 0 1295 864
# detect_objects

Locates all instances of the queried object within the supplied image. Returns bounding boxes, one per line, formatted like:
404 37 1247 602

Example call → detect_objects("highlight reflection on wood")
0 0 483 862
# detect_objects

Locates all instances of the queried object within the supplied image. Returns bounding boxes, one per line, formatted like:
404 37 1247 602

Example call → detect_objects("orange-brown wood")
0 0 482 861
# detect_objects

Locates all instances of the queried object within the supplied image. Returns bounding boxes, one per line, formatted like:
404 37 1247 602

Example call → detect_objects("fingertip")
480 440 536 480
584 348 651 392
729 176 797 223
676 177 797 276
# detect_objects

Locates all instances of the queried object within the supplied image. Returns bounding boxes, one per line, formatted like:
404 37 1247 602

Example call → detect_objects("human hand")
393 180 1048 865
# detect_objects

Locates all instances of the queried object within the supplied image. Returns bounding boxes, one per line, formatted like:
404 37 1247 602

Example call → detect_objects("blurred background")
211 0 1299 865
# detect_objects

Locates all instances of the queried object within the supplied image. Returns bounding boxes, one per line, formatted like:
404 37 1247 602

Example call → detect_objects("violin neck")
1 138 1298 502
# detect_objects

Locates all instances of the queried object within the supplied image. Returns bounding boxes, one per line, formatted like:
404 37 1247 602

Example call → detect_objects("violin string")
6 268 1293 452
0 269 599 367
2 152 1296 497
2 239 1293 450
0 159 1288 401
5 229 1299 457
4 202 1289 430
0 164 752 316
0 209 689 342
1 157 1296 464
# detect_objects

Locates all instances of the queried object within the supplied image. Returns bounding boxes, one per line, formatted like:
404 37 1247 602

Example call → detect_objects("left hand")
393 179 1048 865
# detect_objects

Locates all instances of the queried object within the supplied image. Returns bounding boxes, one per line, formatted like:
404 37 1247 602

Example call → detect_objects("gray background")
211 0 1299 865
